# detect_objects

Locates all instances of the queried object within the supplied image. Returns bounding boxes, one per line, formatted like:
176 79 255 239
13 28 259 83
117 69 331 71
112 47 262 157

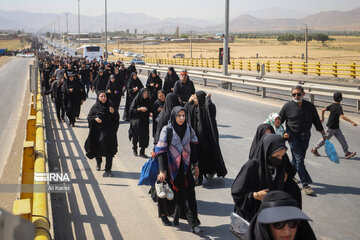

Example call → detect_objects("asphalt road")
45 71 360 239
0 57 33 177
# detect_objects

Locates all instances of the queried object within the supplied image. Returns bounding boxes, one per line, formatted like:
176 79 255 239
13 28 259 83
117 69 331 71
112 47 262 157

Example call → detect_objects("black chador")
123 72 144 121
163 67 179 95
128 88 151 156
62 75 86 126
184 91 227 184
84 91 119 173
106 75 123 110
146 69 162 104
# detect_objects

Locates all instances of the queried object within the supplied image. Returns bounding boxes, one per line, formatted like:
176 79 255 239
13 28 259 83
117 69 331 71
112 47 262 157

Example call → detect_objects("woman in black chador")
163 67 179 95
231 134 292 222
184 91 227 185
62 73 86 126
146 69 163 104
85 91 119 177
249 123 275 160
129 88 151 158
151 90 166 138
123 72 143 121
153 93 181 145
106 74 123 110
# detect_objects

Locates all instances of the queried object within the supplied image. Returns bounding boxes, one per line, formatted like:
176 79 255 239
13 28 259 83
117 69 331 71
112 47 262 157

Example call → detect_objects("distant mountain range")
0 7 360 33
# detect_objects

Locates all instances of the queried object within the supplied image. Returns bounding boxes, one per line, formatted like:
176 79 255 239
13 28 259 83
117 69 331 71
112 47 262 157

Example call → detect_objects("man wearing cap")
173 69 195 105
78 62 92 97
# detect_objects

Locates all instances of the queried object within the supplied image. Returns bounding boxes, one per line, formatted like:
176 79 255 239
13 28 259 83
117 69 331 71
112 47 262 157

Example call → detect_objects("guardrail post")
229 82 232 90
266 61 270 72
317 62 321 76
289 61 293 74
277 61 281 73
256 87 260 92
333 62 338 77
302 62 307 75
357 87 360 111
351 62 356 79
309 94 315 104
262 88 266 98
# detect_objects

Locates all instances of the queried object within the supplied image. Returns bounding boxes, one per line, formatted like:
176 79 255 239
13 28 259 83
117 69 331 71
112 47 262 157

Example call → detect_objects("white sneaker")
192 226 204 235
155 181 166 199
163 181 174 200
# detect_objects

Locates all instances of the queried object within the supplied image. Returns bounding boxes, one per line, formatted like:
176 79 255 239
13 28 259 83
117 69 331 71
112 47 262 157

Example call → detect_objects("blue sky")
0 0 359 20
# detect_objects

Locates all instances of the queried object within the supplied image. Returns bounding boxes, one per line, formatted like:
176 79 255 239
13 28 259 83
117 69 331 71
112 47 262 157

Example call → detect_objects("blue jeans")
288 130 313 186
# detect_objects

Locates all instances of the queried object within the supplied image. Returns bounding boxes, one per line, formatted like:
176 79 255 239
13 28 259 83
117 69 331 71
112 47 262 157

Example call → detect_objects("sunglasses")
272 220 299 230
292 93 302 97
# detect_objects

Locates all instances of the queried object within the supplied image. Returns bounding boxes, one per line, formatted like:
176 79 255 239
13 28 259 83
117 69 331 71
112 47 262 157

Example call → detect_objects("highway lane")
46 71 360 239
0 57 33 177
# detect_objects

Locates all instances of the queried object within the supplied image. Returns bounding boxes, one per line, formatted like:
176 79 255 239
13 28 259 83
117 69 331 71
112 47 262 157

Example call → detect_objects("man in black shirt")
78 63 92 96
42 62 52 92
279 85 327 196
311 92 357 159
173 69 195 105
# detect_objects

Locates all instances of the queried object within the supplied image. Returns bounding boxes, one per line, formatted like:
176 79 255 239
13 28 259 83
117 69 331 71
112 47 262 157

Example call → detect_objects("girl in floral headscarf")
264 113 287 138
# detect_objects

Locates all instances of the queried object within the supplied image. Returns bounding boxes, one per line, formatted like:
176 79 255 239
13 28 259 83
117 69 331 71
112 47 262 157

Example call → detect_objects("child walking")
311 92 357 159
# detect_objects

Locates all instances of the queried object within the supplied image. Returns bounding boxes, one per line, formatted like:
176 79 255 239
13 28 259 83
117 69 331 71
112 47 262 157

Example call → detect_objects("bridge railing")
117 57 359 79
12 59 51 240
135 64 360 111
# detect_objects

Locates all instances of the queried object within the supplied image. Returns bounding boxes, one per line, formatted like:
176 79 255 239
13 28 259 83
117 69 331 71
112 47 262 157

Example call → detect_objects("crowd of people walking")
37 47 357 238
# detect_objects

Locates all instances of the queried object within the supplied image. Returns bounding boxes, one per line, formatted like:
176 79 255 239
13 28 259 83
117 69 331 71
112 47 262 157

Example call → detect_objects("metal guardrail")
117 57 359 79
13 60 50 240
136 64 360 111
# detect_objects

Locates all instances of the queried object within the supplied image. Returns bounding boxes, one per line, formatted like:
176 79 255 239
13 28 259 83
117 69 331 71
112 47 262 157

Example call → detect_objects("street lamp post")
223 0 229 75
66 13 69 54
105 0 108 61
78 0 80 48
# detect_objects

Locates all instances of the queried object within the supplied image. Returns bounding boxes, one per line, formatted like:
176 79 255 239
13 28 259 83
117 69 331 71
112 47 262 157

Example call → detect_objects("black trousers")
55 101 65 120
96 155 113 172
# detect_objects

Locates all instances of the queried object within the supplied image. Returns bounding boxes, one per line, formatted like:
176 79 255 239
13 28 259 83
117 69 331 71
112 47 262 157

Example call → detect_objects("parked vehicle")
173 53 185 58
131 57 145 65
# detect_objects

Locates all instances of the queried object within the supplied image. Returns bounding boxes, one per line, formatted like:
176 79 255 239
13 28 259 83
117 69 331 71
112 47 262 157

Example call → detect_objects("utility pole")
301 24 312 64
66 13 69 54
142 31 145 55
78 0 80 48
58 16 60 35
223 0 229 75
105 0 108 61
190 30 193 59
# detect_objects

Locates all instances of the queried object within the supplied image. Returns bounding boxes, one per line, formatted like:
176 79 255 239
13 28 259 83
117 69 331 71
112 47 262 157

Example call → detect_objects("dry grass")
0 39 26 50
104 36 360 65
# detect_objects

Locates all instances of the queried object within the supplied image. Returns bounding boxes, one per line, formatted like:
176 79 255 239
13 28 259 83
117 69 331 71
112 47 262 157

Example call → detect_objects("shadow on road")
44 96 124 240
311 182 360 196
219 134 243 139
197 200 233 217
202 177 234 190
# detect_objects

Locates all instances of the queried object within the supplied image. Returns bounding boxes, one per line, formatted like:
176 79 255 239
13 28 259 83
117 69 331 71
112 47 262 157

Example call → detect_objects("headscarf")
92 90 110 119
129 88 151 118
264 113 285 137
170 106 187 140
249 123 275 160
154 93 181 144
245 191 316 240
253 134 287 190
